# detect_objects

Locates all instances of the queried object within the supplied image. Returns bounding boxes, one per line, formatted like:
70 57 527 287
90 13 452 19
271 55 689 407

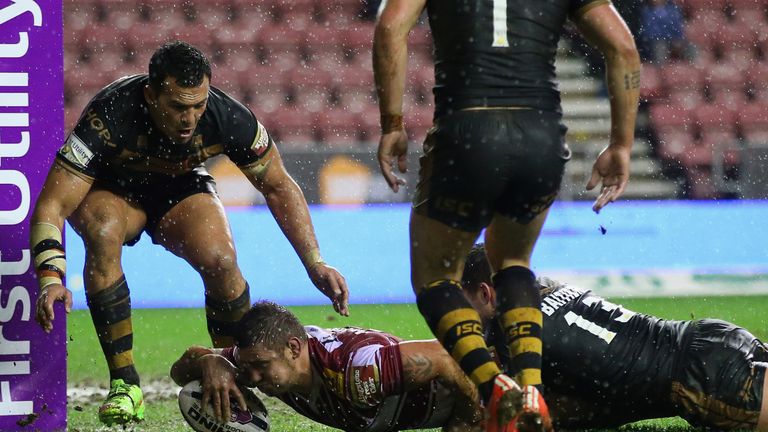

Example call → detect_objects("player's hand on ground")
35 283 72 333
586 145 631 213
377 129 409 193
199 354 247 423
307 263 349 316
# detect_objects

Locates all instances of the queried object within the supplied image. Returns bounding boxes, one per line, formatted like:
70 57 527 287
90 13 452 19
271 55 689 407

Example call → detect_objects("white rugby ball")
178 379 269 432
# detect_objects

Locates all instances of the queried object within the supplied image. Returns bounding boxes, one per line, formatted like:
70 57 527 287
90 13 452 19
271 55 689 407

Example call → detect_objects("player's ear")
287 337 302 359
479 282 495 306
143 85 156 106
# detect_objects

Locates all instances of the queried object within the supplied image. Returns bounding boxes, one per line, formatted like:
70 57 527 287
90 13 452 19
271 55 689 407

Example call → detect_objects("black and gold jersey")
57 74 271 185
426 0 609 117
539 281 690 406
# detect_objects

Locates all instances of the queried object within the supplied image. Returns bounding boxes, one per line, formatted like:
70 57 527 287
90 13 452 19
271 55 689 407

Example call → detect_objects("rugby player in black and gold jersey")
373 0 640 431
463 244 768 431
30 41 349 425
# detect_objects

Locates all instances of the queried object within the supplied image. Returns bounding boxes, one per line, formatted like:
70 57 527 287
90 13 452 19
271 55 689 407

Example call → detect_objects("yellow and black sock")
86 275 139 386
416 279 500 403
494 266 543 389
205 284 251 348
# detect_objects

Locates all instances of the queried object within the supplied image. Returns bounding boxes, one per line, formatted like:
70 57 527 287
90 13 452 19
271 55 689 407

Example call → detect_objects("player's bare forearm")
244 147 320 266
31 161 93 232
399 341 482 427
170 346 218 386
373 0 425 117
575 4 640 150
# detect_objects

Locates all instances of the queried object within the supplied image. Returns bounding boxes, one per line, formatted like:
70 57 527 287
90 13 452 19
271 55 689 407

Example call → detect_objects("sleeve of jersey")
344 343 404 407
569 0 611 19
224 108 274 167
55 109 109 180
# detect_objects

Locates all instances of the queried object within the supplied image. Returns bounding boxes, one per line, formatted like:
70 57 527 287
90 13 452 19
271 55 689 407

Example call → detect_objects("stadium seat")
730 9 766 32
640 65 664 101
256 24 305 72
406 105 435 144
316 110 364 148
182 0 238 28
704 64 747 108
269 0 317 30
304 26 346 72
64 0 102 33
339 25 376 72
331 67 376 113
693 104 737 132
656 129 696 161
684 167 717 199
268 107 320 148
650 104 692 130
728 0 767 12
684 0 727 13
288 68 334 113
738 102 768 145
315 0 366 27
660 63 704 108
358 106 382 145
142 0 187 29
241 67 290 113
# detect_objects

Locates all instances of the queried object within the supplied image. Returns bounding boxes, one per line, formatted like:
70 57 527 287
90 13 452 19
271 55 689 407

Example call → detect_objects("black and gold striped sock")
86 275 139 386
494 266 543 389
206 284 251 348
417 279 500 403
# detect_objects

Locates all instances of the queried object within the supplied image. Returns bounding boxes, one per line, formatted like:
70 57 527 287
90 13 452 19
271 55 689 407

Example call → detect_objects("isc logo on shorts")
456 322 482 336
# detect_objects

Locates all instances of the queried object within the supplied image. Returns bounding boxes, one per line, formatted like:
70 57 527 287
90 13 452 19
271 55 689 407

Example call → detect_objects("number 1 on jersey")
492 0 509 47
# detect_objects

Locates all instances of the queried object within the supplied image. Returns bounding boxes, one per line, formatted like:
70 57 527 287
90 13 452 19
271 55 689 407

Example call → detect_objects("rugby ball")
178 380 269 432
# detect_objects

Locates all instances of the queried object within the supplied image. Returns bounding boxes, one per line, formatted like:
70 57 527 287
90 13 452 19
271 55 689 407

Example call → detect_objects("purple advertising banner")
0 1 66 431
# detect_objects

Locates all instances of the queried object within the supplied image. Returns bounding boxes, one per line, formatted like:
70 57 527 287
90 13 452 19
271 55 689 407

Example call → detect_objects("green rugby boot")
98 379 145 425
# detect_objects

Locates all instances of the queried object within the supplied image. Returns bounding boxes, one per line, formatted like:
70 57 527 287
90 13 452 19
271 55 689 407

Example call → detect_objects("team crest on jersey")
251 121 270 155
61 133 94 168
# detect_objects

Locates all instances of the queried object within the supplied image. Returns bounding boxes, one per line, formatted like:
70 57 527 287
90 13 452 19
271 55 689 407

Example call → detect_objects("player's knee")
192 247 239 279
75 213 126 256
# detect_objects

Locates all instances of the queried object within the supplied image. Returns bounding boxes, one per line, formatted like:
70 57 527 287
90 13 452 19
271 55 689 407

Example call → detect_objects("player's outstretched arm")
241 145 349 316
32 161 93 332
170 346 247 423
373 0 426 192
573 4 640 213
398 340 484 431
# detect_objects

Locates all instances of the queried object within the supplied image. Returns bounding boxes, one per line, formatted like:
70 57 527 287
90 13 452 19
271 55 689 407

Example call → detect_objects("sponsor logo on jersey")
61 133 94 168
251 122 270 155
351 365 380 406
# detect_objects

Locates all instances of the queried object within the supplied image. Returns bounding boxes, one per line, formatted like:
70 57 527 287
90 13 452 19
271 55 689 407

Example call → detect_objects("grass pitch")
66 296 768 431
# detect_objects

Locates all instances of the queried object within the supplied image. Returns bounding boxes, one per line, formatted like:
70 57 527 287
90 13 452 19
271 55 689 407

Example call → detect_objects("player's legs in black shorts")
410 108 569 420
671 319 767 430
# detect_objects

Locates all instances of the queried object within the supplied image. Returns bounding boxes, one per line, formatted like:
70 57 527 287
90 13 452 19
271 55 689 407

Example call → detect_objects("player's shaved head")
235 301 307 351
148 40 211 93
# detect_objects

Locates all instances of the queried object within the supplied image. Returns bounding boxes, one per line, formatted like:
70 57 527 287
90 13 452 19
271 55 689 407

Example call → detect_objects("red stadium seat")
64 1 101 33
316 110 363 148
685 167 717 199
316 0 365 27
656 129 695 161
268 108 319 147
304 26 345 72
256 24 304 72
684 0 727 13
241 68 290 113
358 105 382 145
182 0 238 28
730 9 767 32
288 68 334 113
660 63 703 108
332 67 375 113
704 64 747 109
728 0 767 12
640 65 664 101
142 0 187 29
405 105 435 144
339 25 376 72
738 102 768 144
270 0 317 30
650 104 693 131
693 104 737 132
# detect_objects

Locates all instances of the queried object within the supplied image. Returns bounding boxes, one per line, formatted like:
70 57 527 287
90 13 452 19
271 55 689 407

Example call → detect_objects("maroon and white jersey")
231 326 454 431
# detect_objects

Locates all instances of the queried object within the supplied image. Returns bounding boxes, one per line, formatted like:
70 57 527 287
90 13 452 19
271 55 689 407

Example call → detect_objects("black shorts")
412 109 570 232
671 319 767 430
92 168 218 246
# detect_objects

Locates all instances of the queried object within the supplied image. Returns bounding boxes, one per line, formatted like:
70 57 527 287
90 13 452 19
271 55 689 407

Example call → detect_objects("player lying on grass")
170 301 483 432
462 244 768 431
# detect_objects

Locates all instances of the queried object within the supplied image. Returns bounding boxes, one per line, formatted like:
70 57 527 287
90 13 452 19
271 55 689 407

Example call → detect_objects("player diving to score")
462 244 768 431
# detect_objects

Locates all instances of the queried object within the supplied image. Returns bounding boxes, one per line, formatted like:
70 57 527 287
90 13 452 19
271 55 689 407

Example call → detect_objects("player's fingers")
232 386 248 414
378 156 399 192
336 276 350 316
221 388 231 423
586 166 601 191
201 386 211 417
212 389 222 421
64 290 73 313
592 186 614 213
397 154 407 174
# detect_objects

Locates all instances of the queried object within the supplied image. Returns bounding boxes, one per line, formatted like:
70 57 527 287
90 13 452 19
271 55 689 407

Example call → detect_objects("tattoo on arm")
624 70 641 90
402 353 435 385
